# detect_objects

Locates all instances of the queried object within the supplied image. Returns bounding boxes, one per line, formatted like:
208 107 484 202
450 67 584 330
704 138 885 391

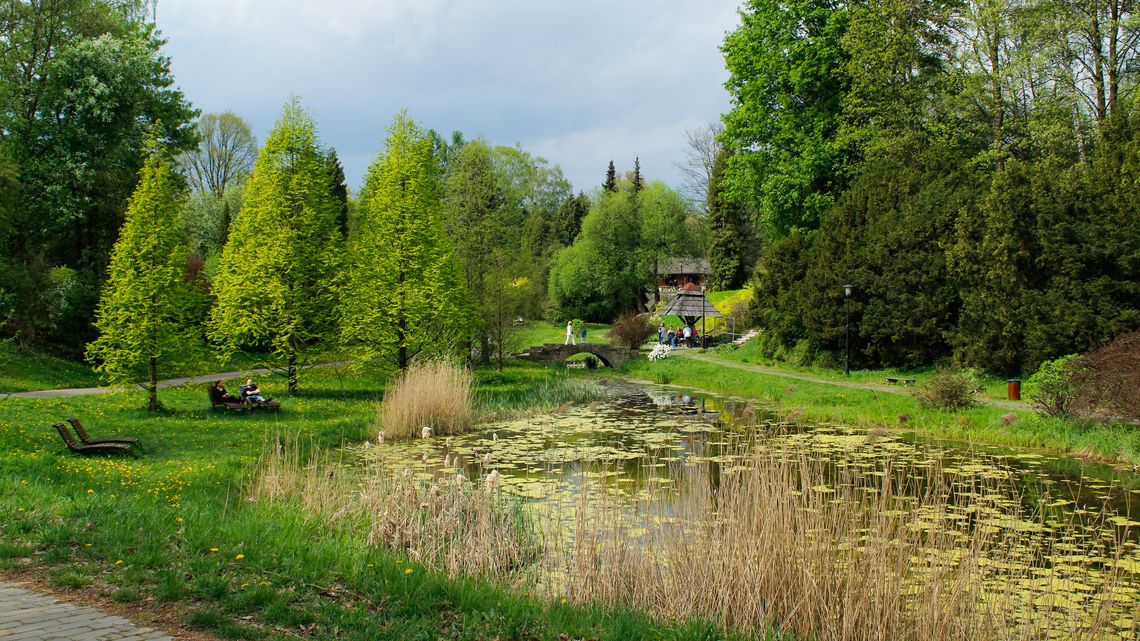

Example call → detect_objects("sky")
157 0 741 194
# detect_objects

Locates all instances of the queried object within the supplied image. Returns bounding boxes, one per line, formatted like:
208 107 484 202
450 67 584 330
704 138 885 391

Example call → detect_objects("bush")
1071 330 1140 422
1025 354 1082 417
377 359 473 439
914 367 978 412
606 312 653 350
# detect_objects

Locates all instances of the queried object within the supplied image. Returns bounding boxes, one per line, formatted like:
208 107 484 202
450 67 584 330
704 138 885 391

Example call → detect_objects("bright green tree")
340 112 472 372
706 150 752 290
86 141 189 411
207 99 343 394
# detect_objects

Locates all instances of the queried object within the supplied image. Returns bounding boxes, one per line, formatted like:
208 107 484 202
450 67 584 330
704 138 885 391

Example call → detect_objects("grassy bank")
0 362 749 641
624 353 1140 465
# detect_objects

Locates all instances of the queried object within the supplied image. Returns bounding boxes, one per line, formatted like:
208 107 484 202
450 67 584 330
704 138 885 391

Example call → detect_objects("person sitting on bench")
209 380 242 405
240 379 268 405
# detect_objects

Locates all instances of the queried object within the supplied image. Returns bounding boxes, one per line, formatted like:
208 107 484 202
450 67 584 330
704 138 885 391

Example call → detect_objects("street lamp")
843 284 854 377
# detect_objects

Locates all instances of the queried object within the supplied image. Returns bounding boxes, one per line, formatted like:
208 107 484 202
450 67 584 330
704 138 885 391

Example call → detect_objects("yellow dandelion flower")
367 563 374 568
115 560 122 565
259 581 269 587
404 568 413 575
86 489 94 494
235 554 245 560
560 598 568 605
209 547 219 553
176 517 183 523
84 544 92 548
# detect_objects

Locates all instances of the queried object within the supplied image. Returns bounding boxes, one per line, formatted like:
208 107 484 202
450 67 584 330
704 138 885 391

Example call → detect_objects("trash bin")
1007 379 1021 401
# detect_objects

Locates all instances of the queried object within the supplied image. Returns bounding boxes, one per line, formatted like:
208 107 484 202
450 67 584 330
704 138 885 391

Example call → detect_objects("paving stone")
0 582 175 641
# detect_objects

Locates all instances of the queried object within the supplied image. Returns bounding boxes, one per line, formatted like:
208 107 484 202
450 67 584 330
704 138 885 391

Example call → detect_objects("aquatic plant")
377 359 473 439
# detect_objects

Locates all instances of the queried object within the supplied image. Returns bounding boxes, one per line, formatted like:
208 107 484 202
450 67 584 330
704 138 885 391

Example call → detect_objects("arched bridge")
516 343 640 368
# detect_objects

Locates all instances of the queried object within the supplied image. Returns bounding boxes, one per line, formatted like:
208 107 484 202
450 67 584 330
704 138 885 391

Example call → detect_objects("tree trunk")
147 355 158 412
287 353 298 395
479 334 491 365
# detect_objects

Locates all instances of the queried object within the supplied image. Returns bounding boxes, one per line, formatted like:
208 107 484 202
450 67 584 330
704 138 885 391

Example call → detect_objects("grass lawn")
0 360 749 641
708 336 1025 402
624 351 1140 465
511 320 611 347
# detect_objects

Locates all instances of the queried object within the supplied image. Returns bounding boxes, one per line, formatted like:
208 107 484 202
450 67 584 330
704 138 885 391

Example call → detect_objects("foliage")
914 367 979 413
607 312 654 350
207 99 343 393
706 149 754 290
647 343 672 362
1026 354 1082 418
339 112 473 372
179 111 256 198
85 142 190 411
0 6 197 350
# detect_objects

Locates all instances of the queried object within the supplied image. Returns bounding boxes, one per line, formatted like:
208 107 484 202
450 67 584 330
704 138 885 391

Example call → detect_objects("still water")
359 380 1140 637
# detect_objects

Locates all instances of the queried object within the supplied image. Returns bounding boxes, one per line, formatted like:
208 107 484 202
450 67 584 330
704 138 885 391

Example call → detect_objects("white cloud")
159 0 740 192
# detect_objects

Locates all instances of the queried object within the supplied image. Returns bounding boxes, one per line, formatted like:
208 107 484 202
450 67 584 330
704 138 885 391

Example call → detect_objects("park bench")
208 385 249 412
885 377 917 386
53 423 134 456
67 417 140 448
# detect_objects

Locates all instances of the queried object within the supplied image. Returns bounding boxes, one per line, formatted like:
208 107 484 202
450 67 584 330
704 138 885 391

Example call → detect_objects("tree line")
722 0 1140 374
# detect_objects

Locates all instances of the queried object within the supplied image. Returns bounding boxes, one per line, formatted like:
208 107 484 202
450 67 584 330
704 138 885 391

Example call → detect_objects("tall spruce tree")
326 149 350 238
603 160 618 193
207 99 343 394
86 140 189 411
340 113 472 372
706 150 751 290
632 157 645 194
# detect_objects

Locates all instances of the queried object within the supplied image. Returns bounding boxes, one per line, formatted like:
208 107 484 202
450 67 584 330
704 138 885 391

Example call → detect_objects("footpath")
0 581 173 641
678 351 1025 412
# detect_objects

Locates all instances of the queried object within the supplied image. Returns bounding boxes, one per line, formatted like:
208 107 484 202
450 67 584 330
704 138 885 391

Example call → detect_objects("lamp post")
843 284 854 377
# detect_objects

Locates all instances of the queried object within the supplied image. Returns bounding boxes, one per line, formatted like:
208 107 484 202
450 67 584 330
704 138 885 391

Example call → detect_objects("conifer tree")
326 149 350 238
707 149 752 290
603 160 618 193
207 99 343 394
632 157 645 194
86 140 189 411
340 112 473 372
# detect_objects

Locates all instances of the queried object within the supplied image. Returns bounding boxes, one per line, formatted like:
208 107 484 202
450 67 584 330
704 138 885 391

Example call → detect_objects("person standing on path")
565 320 577 345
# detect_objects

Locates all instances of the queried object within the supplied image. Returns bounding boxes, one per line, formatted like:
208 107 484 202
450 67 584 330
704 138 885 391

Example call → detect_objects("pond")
356 379 1140 639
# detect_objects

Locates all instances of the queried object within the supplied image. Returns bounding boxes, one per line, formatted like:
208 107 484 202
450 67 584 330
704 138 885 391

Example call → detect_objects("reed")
246 437 538 581
377 359 474 440
553 447 1128 641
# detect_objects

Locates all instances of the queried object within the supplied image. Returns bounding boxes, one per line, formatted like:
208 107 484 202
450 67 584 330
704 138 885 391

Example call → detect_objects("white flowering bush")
648 344 673 362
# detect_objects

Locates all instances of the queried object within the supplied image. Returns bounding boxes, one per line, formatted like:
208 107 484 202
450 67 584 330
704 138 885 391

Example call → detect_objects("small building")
655 257 711 300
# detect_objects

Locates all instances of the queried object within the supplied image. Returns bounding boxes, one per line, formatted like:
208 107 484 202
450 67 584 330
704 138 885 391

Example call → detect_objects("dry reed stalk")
554 448 1126 641
378 359 473 440
246 436 537 581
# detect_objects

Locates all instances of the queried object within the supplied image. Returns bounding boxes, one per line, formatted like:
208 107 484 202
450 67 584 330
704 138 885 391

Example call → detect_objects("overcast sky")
157 0 741 194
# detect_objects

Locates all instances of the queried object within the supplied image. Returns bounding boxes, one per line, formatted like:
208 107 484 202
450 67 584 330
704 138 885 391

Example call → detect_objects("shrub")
377 359 473 439
1071 329 1140 422
606 312 653 350
1025 354 1082 417
914 367 978 412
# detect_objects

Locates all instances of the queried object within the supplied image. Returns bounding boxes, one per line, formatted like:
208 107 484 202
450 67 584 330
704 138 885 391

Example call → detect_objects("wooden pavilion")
660 282 723 342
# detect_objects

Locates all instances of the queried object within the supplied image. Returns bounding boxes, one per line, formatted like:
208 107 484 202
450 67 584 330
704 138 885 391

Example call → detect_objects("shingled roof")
660 283 723 318
657 257 711 275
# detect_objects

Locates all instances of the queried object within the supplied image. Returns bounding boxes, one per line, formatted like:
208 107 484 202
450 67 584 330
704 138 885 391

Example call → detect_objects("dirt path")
0 363 349 400
678 351 1025 412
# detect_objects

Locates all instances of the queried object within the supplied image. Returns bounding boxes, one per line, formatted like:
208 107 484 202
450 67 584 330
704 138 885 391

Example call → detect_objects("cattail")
455 472 467 485
485 469 500 493
492 432 499 442
482 452 492 466
420 452 429 463
377 433 385 444
444 453 452 468
421 426 432 439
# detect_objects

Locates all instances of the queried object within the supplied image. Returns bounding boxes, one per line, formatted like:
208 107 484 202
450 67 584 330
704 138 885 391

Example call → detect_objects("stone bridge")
516 343 641 368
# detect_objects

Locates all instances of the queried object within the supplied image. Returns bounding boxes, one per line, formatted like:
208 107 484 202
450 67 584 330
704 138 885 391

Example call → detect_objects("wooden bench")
208 386 249 412
53 423 134 456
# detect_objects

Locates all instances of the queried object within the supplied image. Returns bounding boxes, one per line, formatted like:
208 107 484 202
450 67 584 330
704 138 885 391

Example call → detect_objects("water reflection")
356 380 1140 637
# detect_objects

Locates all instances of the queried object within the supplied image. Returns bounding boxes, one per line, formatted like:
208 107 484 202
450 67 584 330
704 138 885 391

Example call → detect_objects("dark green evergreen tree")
603 160 618 193
706 150 750 290
326 149 350 238
632 157 645 194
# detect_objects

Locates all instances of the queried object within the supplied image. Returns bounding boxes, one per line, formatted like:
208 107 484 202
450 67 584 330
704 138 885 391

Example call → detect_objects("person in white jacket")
565 320 577 345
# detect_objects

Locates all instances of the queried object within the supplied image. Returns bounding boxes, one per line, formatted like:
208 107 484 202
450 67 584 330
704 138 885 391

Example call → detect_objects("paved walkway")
0 581 173 640
678 351 1025 411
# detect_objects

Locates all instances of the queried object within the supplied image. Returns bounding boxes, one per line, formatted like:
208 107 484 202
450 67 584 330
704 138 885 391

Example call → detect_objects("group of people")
658 322 700 348
564 320 587 345
209 378 271 407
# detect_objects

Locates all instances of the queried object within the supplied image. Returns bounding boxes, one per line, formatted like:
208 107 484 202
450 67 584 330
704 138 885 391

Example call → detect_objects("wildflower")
176 517 183 523
115 560 123 565
404 568 413 575
235 554 245 560
560 598 568 605
259 581 269 587
367 563 374 568
209 547 219 553
86 489 94 494
84 543 92 548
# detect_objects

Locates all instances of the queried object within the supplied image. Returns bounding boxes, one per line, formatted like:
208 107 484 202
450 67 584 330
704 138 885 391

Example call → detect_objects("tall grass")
554 448 1128 641
246 437 538 580
378 359 473 440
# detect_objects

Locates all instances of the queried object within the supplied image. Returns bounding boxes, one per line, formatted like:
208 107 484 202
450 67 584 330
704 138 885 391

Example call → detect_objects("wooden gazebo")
660 282 723 340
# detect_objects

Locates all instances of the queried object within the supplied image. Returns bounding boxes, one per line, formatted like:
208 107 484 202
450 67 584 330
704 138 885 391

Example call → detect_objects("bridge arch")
515 343 640 369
